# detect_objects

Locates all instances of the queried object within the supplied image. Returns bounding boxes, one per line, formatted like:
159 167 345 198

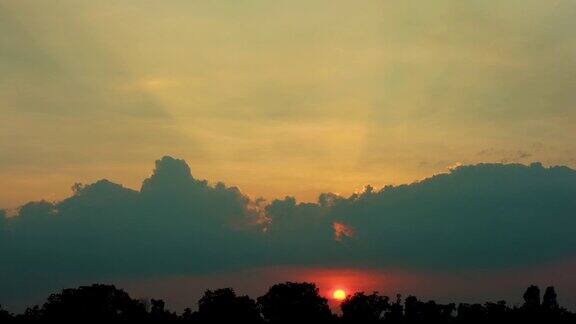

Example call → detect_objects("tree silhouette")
522 285 541 310
20 305 42 321
0 305 13 322
257 282 334 324
3 282 576 323
404 295 421 322
150 298 178 322
40 284 147 321
181 307 198 322
386 294 404 324
484 300 509 322
197 288 262 323
457 303 486 324
542 286 559 311
341 292 389 323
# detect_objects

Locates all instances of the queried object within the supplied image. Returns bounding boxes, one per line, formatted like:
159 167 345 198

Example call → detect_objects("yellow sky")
1 0 576 208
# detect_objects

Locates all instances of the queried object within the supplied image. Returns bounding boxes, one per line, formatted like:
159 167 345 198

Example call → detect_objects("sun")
333 289 346 301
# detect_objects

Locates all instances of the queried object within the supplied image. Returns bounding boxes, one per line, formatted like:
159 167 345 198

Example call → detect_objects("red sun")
332 289 346 301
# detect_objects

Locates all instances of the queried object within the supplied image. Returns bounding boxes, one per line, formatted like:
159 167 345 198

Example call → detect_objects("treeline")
1 282 574 323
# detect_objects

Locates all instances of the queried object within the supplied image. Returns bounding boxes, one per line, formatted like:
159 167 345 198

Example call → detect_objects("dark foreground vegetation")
1 282 574 323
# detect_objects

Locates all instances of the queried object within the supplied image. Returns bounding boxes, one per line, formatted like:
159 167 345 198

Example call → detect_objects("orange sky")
111 261 576 314
2 0 576 208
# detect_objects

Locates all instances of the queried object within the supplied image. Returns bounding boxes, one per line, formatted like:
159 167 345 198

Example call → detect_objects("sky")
2 0 576 313
2 0 576 208
2 157 576 311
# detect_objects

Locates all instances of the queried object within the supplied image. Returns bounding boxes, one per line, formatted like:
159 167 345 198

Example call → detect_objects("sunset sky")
2 0 576 208
2 0 576 313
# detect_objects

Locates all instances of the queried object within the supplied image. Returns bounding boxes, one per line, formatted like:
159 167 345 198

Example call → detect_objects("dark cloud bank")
2 157 576 302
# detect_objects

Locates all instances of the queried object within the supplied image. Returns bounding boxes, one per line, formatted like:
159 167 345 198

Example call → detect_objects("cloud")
2 157 576 305
0 157 263 302
333 222 354 242
322 163 576 269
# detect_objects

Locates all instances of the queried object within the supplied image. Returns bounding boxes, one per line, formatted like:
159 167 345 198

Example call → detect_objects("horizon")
1 280 571 314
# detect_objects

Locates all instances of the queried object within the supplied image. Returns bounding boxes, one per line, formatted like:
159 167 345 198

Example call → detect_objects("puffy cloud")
0 156 262 303
321 163 576 269
1 157 576 306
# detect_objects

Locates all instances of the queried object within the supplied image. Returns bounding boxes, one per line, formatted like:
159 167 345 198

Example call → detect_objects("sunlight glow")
333 289 346 301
